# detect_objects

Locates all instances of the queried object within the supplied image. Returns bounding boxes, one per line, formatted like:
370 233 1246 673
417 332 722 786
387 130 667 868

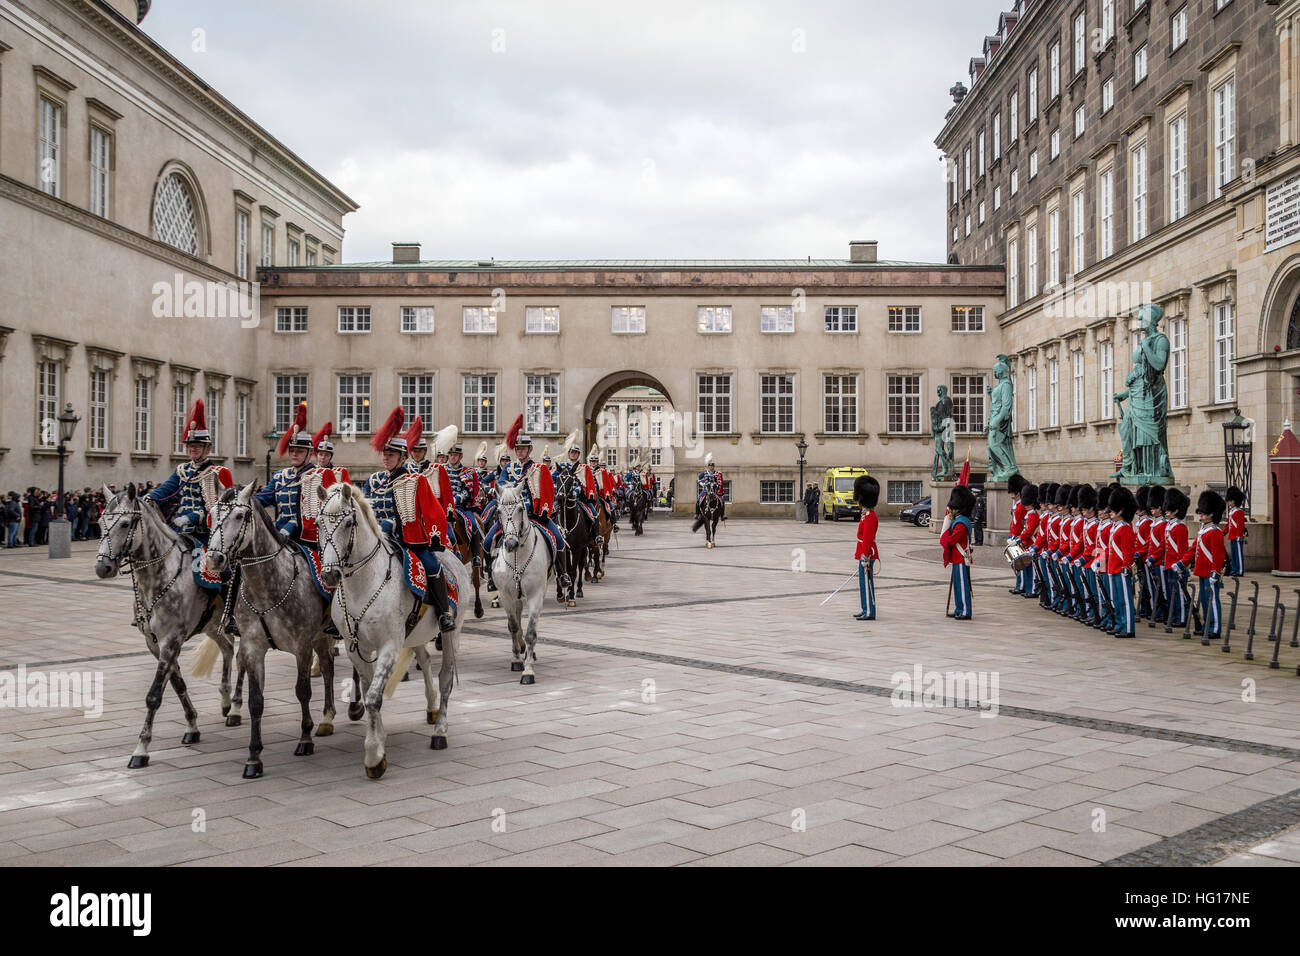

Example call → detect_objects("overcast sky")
143 0 1001 264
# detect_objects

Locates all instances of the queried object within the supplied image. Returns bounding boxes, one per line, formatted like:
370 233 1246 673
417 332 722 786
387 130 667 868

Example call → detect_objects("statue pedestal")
984 482 1011 537
929 480 953 534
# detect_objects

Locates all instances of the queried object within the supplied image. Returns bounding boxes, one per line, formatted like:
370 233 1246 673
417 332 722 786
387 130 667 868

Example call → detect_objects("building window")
1050 129 1060 160
1047 357 1059 427
1027 225 1039 297
1011 168 1019 195
134 377 152 453
288 240 300 266
978 130 985 176
1028 68 1038 118
525 374 560 433
1214 78 1236 197
886 375 921 434
1074 106 1085 138
610 305 646 334
1027 365 1038 430
1102 76 1115 114
951 306 985 333
1100 168 1114 259
823 374 858 433
337 306 371 333
274 374 307 432
650 447 662 467
1048 209 1061 289
306 248 316 266
525 306 560 334
1073 12 1086 74
886 306 920 333
87 369 109 452
1131 144 1148 241
1049 42 1060 98
1101 0 1114 44
760 374 794 434
1071 351 1084 425
1214 302 1235 404
1008 239 1019 309
462 374 496 433
89 126 111 218
38 96 62 198
761 305 794 333
950 375 985 434
235 209 249 280
462 306 498 334
336 375 371 435
697 374 732 433
399 374 434 431
1169 317 1188 409
888 480 923 505
964 148 971 191
992 113 1001 159
172 382 189 454
401 306 434 333
698 306 732 334
824 305 858 332
759 481 795 504
1134 44 1148 86
1009 92 1019 142
1071 191 1085 276
261 221 274 267
965 214 972 237
275 306 308 333
604 448 618 469
206 387 220 455
1169 114 1188 222
153 173 200 255
1099 341 1114 420
994 186 1002 210
236 393 248 457
1171 6 1188 51
1029 151 1038 179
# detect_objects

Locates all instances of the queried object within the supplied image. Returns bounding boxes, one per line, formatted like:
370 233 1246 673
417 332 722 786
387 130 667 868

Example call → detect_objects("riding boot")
321 611 339 637
221 576 241 637
425 570 455 631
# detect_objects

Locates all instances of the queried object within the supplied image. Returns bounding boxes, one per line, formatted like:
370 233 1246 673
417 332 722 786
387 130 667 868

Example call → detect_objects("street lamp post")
264 431 280 484
795 437 808 521
1223 408 1252 513
48 402 81 559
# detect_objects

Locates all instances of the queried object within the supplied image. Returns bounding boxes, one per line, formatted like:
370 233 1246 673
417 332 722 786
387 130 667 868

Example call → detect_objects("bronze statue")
1114 303 1174 483
930 385 955 481
986 354 1019 481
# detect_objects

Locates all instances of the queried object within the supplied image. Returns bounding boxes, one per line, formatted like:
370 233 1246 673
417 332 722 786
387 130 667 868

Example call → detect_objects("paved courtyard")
1 515 1297 867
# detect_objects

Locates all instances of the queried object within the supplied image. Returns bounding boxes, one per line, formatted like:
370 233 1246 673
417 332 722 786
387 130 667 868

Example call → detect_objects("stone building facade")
0 0 355 494
937 0 1300 523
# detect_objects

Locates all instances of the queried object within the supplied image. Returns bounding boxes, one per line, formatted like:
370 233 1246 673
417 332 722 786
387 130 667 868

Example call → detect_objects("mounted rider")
361 407 455 631
407 423 459 548
483 415 573 589
299 421 350 546
470 441 491 510
256 401 315 543
147 398 232 542
695 453 726 522
552 429 600 534
446 439 480 514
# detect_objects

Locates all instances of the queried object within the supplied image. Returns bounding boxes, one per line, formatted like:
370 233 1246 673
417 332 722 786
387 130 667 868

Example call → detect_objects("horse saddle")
296 542 337 599
401 549 458 609
188 542 225 590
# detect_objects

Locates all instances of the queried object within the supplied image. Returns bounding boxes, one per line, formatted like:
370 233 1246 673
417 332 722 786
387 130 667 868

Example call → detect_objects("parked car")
899 496 931 527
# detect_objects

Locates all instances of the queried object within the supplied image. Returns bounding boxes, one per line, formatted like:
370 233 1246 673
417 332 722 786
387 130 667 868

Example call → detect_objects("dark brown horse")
450 508 486 619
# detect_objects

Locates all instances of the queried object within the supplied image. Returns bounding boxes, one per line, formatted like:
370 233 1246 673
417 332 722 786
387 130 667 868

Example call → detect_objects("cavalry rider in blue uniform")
445 440 478 514
406 424 458 549
694 453 726 524
551 430 599 536
256 401 314 542
148 398 233 542
470 442 491 511
480 443 513 529
483 424 573 590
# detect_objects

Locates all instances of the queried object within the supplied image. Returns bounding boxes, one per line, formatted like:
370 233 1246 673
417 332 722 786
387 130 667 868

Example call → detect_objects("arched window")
152 171 201 255
1289 293 1300 352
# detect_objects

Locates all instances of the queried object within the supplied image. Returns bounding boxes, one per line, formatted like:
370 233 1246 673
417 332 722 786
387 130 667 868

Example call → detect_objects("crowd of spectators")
1 484 154 549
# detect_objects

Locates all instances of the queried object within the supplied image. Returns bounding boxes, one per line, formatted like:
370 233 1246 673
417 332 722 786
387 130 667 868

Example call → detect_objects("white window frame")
611 306 646 334
759 481 796 505
759 374 795 434
1071 350 1084 425
1047 357 1059 428
951 306 985 333
1050 129 1060 160
1048 209 1061 289
336 374 371 436
1010 92 1019 142
760 305 795 334
399 374 434 431
1214 302 1235 404
950 375 985 435
1171 6 1188 51
1049 42 1060 98
1029 151 1039 179
235 209 249 280
824 305 858 333
525 306 560 334
236 393 248 457
1214 78 1236 197
1100 168 1114 259
171 382 188 454
1099 340 1114 420
1011 168 1019 195
462 306 498 334
697 306 732 334
134 376 152 453
1074 105 1085 139
401 306 435 334
274 374 307 433
89 369 109 452
992 112 1001 159
1134 44 1148 86
462 374 497 433
823 374 858 434
38 96 62 198
206 387 220 456
1027 365 1038 430
1101 0 1114 44
1102 76 1115 114
1071 190 1085 276
1169 113 1188 223
275 306 308 333
994 185 1002 211
1008 239 1019 309
697 374 733 434
1073 12 1086 74
886 374 922 434
1131 143 1148 241
261 221 274 267
525 374 560 434
1027 225 1039 297
337 306 371 334
89 125 110 218
1028 68 1039 119
1169 316 1188 410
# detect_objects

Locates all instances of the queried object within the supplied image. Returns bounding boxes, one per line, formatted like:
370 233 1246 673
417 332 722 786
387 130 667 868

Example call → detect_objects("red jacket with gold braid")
299 466 350 544
389 471 448 546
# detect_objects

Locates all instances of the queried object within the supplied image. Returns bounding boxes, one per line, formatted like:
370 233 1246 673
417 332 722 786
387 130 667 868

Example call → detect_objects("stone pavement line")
1105 788 1300 866
461 626 1300 763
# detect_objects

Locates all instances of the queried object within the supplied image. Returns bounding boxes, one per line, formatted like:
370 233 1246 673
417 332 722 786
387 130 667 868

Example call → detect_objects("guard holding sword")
941 485 976 620
853 476 880 621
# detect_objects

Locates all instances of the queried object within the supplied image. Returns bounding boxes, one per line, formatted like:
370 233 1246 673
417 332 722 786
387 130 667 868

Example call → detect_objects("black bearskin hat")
1135 485 1149 511
948 484 976 517
1007 474 1029 496
1044 482 1060 507
1077 484 1097 511
1054 483 1073 507
1164 488 1189 519
1147 485 1166 513
1020 483 1040 508
1225 485 1245 507
1037 481 1052 505
1067 484 1081 508
1096 484 1112 513
1197 489 1226 523
854 474 880 509
1110 485 1138 522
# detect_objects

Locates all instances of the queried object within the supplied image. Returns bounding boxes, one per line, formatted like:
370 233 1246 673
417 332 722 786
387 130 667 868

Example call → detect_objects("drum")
1003 540 1034 571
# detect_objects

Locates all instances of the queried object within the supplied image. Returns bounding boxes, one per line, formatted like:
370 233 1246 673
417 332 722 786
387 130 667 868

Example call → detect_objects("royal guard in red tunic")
587 446 618 528
1007 474 1028 594
405 419 458 548
299 421 349 546
1224 486 1247 576
1145 486 1167 624
1019 482 1041 599
1161 489 1191 628
1189 490 1227 639
1092 486 1114 627
1107 486 1138 639
940 484 975 620
147 398 232 541
1133 486 1152 620
853 475 880 621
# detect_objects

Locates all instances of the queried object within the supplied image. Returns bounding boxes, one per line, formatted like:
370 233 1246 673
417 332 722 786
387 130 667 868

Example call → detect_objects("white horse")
204 483 337 778
316 482 469 779
492 485 552 684
94 483 237 768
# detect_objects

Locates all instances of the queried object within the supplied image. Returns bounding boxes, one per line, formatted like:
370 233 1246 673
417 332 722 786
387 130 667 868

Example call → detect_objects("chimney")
392 242 420 264
849 240 878 264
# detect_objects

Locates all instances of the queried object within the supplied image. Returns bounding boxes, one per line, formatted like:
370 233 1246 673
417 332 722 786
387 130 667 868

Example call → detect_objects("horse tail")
191 636 221 679
383 647 415 698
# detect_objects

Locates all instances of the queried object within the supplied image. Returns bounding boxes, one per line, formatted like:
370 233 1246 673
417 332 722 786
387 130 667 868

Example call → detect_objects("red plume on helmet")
370 406 405 455
504 414 524 451
184 398 206 440
402 415 424 450
278 402 307 458
311 421 333 453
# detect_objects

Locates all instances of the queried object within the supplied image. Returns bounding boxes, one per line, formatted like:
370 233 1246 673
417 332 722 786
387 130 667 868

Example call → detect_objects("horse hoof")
127 755 149 769
567 599 576 607
294 741 314 757
520 674 535 685
364 756 387 780
474 607 484 620
347 702 365 721
430 736 447 750
221 704 231 717
182 731 201 745
225 715 242 727
315 722 334 737
511 661 524 672
242 762 264 779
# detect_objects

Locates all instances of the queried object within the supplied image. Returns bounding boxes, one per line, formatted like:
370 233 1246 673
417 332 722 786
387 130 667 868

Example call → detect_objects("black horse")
627 483 649 536
692 488 722 548
552 470 590 607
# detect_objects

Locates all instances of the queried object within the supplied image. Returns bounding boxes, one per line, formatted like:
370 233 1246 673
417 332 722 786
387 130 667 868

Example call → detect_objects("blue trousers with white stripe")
951 563 971 618
1199 574 1223 636
858 563 876 618
1036 555 1054 604
1109 569 1135 635
1068 562 1087 615
1227 539 1245 577
1165 566 1187 626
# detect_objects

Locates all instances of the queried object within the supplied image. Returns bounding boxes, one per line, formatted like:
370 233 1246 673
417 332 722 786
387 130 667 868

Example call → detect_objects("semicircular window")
1289 292 1300 351
153 172 200 255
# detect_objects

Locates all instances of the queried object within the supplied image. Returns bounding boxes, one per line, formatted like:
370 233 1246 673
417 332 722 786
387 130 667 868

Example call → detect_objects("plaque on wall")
1266 171 1300 252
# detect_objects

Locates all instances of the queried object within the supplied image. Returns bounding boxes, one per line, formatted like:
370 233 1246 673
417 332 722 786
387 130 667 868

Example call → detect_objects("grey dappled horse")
491 485 551 684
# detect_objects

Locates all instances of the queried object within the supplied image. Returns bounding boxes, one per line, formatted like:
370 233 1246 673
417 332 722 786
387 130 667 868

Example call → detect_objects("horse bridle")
500 493 537 598
208 498 300 621
100 498 185 640
317 495 393 659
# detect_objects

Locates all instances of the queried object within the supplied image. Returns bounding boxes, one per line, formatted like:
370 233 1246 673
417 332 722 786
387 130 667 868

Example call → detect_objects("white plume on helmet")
563 428 581 455
432 424 458 457
473 440 488 462
705 452 714 465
